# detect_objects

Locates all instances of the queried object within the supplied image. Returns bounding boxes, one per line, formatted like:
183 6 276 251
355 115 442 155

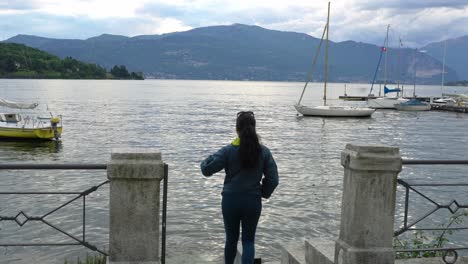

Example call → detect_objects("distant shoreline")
0 76 142 80
445 80 468 87
1 78 468 87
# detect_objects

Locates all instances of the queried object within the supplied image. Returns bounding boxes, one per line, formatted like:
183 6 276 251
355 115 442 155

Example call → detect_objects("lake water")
0 79 468 263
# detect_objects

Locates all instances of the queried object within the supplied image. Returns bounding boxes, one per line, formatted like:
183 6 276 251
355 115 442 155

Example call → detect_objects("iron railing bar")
0 243 81 246
0 192 82 195
407 185 440 207
0 183 108 196
161 163 168 264
402 159 468 165
0 164 107 170
397 178 410 188
41 194 83 219
41 219 85 243
404 185 409 229
41 219 108 256
83 196 86 242
40 181 108 219
81 182 108 196
408 227 468 231
396 247 468 252
395 207 439 236
402 183 468 187
440 204 468 210
95 180 110 188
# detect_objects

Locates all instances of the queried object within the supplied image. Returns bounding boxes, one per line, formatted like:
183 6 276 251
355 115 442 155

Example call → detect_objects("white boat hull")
395 104 431 111
433 98 456 105
368 97 409 109
294 104 375 117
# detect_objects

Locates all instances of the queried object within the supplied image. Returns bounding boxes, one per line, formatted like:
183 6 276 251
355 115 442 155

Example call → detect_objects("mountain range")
4 24 465 84
421 36 468 84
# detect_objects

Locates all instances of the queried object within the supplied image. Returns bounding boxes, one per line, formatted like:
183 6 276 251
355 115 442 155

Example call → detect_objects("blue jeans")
222 193 262 264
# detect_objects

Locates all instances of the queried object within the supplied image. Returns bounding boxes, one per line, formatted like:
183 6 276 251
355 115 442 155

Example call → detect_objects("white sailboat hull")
368 97 409 109
294 104 375 117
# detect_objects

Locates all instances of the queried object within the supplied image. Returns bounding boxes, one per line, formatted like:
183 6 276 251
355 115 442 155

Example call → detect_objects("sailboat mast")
397 36 401 90
441 40 447 96
297 24 327 105
413 49 417 98
323 2 330 106
398 37 404 96
383 24 390 91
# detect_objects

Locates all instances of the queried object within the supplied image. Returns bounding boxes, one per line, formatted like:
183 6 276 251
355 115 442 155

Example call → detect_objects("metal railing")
394 159 468 264
0 164 109 256
0 162 169 263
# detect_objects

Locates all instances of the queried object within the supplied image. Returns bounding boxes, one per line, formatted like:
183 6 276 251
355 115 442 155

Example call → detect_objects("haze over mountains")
5 24 466 84
422 36 468 84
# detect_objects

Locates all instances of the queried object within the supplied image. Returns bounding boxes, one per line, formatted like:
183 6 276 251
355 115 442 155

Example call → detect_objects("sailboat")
0 98 62 140
294 2 375 117
395 49 431 111
433 40 457 105
367 25 408 109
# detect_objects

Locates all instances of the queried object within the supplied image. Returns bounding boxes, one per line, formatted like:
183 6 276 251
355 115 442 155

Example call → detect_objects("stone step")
235 244 279 264
305 239 335 264
280 241 306 264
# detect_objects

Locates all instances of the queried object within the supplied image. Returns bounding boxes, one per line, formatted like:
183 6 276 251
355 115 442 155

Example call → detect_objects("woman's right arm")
200 146 227 177
262 148 279 198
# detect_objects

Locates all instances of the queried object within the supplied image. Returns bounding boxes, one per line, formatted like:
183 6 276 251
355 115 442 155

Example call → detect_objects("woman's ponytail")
236 112 262 168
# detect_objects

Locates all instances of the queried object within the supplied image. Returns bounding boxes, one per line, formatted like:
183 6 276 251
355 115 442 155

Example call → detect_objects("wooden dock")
431 104 468 113
339 95 437 102
338 95 378 101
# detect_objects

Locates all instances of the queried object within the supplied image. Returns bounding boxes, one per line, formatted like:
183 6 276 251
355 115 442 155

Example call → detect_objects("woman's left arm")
200 146 227 176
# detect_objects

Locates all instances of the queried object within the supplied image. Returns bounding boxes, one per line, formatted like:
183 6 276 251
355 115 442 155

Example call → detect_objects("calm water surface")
0 80 468 263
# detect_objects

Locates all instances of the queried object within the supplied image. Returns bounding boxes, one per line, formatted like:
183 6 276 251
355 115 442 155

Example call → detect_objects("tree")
131 72 144 80
5 58 16 72
110 65 130 79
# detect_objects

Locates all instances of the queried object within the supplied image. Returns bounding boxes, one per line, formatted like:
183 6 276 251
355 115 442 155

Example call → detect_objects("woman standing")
201 111 279 264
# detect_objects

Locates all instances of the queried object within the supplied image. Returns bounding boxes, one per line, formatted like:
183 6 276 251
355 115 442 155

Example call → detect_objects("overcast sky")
0 0 467 47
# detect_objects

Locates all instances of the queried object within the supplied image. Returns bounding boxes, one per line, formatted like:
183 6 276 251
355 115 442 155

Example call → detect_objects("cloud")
357 0 468 10
0 0 40 10
0 11 191 39
1 0 468 47
136 2 187 18
134 1 328 35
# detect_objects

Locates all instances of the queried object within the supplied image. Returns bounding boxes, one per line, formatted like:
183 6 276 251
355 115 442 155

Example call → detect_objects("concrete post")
107 149 165 264
335 144 402 264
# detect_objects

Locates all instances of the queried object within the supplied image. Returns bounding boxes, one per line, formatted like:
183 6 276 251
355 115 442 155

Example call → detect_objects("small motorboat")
368 97 409 109
395 99 431 111
0 98 62 140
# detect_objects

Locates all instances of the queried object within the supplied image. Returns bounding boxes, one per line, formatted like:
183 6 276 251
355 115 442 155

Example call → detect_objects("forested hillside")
6 24 458 84
0 42 143 79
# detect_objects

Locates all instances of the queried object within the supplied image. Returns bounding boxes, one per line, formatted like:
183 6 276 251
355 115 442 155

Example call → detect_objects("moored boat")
294 2 374 118
0 98 62 140
294 104 375 117
395 99 431 111
368 97 409 109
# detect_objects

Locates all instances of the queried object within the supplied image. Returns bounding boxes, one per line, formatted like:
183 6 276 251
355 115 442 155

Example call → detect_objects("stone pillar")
335 144 402 264
107 149 165 264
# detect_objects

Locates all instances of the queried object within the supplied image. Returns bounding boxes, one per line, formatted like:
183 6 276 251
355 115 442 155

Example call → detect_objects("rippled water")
0 80 468 263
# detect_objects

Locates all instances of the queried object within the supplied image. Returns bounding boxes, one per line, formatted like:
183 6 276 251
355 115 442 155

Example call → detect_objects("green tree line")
0 42 143 80
445 80 468 86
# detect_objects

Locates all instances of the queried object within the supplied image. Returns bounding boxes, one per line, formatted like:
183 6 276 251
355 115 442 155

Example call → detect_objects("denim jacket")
200 139 279 198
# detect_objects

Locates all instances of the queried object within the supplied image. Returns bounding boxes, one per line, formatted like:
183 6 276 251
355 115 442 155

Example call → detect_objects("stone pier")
282 144 403 264
107 148 165 264
333 144 401 264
